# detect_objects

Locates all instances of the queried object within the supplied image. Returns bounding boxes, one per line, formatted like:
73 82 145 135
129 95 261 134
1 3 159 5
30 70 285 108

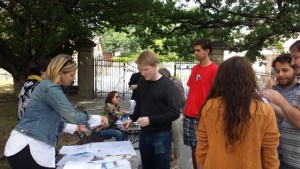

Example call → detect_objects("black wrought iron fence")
94 58 138 98
174 61 198 97
93 59 269 98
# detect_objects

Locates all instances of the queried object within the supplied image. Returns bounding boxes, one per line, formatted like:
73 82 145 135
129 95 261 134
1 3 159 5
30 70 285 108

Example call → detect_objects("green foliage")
158 52 181 62
265 42 285 55
114 0 300 61
112 56 136 62
112 51 181 63
245 50 264 63
0 0 116 87
102 29 140 55
2 0 300 87
118 52 140 59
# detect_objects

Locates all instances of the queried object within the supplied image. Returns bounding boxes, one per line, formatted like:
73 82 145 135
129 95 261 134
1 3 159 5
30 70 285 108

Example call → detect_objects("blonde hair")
135 50 158 66
46 54 77 84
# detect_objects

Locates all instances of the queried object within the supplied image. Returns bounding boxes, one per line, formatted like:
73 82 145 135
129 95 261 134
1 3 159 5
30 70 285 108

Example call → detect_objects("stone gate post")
77 39 96 98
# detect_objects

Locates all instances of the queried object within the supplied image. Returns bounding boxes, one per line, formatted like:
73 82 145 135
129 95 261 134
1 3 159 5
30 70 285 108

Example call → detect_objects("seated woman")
92 91 126 141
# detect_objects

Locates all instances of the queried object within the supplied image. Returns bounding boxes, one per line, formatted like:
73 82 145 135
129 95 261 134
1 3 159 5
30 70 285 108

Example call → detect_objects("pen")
71 152 89 156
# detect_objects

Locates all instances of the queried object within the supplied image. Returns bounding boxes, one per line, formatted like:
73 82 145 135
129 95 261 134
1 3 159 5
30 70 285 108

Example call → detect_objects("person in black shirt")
123 51 180 169
128 72 142 101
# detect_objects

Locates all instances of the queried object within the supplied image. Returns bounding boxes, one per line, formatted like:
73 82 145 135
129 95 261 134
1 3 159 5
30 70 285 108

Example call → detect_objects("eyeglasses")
60 56 74 72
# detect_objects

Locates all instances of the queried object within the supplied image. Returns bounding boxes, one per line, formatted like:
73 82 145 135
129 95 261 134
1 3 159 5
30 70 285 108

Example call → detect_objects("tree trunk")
12 71 28 97
0 39 30 97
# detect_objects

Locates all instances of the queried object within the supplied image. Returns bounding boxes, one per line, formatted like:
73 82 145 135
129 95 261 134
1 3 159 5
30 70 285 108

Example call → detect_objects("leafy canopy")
1 0 300 88
109 0 300 61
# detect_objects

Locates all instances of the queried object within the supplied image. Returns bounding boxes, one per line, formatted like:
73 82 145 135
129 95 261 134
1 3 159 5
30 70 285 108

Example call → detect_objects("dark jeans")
139 129 172 169
7 145 54 169
92 128 125 141
280 161 300 169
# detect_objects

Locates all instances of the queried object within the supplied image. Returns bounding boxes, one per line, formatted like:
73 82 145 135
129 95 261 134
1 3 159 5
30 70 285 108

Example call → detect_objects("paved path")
70 97 193 169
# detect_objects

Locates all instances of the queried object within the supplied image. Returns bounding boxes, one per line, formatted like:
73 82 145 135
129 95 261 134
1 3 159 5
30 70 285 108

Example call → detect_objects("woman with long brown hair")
196 56 279 169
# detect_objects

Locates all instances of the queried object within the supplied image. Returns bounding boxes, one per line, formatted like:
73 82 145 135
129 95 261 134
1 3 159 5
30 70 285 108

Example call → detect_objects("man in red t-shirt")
183 39 218 169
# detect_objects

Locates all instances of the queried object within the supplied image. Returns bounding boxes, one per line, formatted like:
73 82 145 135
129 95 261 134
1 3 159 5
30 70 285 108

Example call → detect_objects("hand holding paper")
88 115 104 128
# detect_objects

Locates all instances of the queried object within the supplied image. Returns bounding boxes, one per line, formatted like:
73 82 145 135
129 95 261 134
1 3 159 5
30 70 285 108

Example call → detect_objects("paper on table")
62 159 131 169
57 154 94 166
91 141 136 157
59 144 99 155
62 161 102 169
59 141 136 156
105 159 131 169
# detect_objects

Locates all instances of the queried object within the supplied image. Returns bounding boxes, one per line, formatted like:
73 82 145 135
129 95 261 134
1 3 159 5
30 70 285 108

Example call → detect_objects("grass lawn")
0 80 79 169
0 79 13 94
0 79 16 169
0 94 18 169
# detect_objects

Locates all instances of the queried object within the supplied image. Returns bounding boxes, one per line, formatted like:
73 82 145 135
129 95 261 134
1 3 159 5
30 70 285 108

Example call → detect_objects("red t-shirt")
184 62 218 117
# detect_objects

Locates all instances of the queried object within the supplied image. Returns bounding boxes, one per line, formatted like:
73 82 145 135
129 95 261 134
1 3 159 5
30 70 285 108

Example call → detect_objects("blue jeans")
139 129 172 169
92 129 125 141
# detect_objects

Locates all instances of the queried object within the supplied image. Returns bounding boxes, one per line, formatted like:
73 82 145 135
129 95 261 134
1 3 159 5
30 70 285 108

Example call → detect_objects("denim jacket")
15 78 90 146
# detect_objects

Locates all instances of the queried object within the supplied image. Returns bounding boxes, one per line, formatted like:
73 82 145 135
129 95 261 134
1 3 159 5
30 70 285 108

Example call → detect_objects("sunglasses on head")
60 56 74 71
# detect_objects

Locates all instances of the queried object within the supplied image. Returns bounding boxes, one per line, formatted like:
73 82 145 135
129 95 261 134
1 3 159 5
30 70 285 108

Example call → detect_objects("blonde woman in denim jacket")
4 54 108 169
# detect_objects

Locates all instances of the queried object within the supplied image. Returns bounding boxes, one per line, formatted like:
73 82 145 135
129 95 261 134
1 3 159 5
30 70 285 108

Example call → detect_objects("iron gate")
94 58 138 98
